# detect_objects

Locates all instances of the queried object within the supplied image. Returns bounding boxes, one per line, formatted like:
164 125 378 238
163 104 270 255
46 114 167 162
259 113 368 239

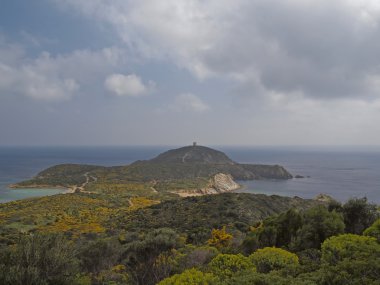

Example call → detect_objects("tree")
327 200 342 212
291 206 344 250
79 238 122 274
241 209 303 254
122 228 181 285
241 233 260 255
342 198 379 234
242 222 277 252
249 247 299 273
274 208 303 247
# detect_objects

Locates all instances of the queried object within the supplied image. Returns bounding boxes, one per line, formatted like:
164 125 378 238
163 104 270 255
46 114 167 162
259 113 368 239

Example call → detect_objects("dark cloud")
192 0 380 99
2 0 380 146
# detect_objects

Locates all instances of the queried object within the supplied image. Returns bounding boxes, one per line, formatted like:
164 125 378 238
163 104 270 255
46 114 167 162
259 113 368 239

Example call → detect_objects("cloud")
53 0 380 101
105 73 154 97
170 93 210 112
0 51 79 101
0 36 126 101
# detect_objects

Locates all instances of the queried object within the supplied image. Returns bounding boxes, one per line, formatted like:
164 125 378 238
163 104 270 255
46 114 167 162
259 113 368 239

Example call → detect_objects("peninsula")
11 144 292 196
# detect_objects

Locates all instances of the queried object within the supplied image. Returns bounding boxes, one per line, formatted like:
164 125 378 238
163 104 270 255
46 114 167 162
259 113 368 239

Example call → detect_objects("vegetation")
342 197 379 234
0 233 79 285
12 146 293 197
0 191 379 284
207 227 233 249
208 254 253 277
14 164 104 188
1 147 379 284
319 234 380 284
364 218 380 242
249 247 299 273
157 268 217 285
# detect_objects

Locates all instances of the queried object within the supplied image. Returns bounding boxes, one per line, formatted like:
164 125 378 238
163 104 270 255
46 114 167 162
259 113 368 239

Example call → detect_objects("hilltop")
149 145 235 164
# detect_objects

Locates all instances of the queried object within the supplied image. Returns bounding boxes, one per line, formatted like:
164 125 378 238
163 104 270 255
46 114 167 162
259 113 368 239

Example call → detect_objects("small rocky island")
12 144 292 196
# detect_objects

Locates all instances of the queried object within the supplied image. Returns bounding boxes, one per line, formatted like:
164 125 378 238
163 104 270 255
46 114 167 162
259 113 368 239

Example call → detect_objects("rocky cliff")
175 173 240 197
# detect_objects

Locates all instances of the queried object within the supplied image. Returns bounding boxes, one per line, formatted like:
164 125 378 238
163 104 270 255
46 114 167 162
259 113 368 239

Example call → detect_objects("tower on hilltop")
193 142 197 147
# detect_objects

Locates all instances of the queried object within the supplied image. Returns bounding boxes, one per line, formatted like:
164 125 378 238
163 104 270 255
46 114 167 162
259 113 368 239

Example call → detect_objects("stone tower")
193 142 197 147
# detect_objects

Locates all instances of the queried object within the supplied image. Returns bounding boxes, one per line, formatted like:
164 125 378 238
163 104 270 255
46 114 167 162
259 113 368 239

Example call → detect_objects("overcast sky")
1 0 380 146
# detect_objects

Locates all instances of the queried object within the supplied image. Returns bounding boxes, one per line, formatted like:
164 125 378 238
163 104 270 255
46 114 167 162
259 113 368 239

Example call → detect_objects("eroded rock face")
211 173 240 193
174 173 240 197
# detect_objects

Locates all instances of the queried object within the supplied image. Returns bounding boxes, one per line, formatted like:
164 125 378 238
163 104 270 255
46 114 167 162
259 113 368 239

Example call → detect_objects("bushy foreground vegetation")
0 193 379 285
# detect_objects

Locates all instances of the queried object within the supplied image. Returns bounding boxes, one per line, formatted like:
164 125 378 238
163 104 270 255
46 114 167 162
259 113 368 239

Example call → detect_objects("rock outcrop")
211 173 240 192
314 193 335 203
174 173 240 197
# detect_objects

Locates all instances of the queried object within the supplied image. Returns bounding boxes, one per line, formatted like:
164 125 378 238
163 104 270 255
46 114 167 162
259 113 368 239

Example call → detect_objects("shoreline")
8 184 75 194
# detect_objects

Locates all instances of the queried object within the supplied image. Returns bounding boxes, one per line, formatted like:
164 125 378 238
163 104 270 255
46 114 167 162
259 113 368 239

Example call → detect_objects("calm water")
0 146 380 204
227 147 380 204
0 146 167 203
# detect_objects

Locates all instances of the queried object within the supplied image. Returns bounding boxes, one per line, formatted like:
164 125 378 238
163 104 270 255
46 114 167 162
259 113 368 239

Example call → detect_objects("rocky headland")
11 145 293 196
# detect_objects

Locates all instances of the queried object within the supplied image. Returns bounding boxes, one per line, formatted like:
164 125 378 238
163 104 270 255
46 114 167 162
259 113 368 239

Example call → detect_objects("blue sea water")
0 146 380 204
226 147 380 204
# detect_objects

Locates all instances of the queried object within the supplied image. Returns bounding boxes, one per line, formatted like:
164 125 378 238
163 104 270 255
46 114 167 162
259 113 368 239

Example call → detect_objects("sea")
1 146 380 204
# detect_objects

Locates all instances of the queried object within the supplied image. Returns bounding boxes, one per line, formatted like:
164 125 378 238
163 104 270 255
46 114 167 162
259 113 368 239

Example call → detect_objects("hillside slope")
120 193 322 241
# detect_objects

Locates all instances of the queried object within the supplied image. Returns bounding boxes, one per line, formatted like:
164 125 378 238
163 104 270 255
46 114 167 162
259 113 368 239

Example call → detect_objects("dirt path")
128 198 134 207
150 180 158 193
70 172 97 194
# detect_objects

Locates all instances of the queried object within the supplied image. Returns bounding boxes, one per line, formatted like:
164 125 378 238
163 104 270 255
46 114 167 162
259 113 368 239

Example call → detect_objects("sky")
1 0 380 146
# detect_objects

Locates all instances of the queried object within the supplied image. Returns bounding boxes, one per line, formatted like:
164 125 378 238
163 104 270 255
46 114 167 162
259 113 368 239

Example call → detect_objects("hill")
11 145 293 196
121 193 322 238
0 192 322 245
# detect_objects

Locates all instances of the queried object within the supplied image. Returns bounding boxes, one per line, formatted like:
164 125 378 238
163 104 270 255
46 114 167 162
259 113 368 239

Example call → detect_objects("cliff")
175 173 240 197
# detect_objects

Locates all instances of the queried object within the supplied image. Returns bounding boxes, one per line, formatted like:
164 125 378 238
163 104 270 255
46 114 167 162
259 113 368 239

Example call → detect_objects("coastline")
8 184 75 194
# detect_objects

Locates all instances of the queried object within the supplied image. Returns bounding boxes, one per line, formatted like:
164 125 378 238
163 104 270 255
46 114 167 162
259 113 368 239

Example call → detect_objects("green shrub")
342 198 379 234
321 234 380 265
158 268 217 285
0 233 79 285
319 234 380 284
291 206 345 250
208 254 254 278
364 218 380 242
249 247 299 273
